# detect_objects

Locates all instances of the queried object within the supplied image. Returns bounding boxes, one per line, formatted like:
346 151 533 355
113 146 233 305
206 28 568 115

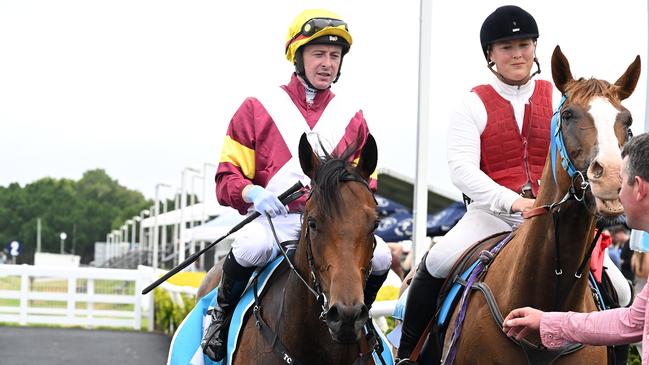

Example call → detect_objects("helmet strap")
332 55 344 84
294 49 318 89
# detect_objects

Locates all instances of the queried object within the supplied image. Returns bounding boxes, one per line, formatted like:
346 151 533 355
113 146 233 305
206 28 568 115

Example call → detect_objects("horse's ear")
551 45 574 95
614 55 641 100
299 133 319 179
356 134 378 182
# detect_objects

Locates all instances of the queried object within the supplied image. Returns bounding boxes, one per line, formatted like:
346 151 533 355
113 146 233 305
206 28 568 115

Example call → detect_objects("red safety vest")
473 80 553 196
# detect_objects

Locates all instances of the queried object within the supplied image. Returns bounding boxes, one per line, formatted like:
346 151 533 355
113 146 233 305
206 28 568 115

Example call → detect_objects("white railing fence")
0 264 399 334
0 264 155 331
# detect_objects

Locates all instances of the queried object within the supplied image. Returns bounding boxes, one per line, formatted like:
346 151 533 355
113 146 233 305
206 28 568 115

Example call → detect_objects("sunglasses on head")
300 18 347 36
288 17 348 47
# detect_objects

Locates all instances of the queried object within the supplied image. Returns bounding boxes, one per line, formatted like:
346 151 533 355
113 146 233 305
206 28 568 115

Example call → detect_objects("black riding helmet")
480 5 539 61
480 5 541 84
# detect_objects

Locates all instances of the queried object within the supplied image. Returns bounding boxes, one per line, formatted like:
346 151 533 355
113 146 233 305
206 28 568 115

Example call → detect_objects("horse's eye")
307 217 317 230
561 110 573 121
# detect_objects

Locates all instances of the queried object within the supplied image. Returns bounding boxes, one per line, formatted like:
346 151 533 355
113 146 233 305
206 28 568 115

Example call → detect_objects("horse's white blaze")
587 96 624 215
589 97 621 162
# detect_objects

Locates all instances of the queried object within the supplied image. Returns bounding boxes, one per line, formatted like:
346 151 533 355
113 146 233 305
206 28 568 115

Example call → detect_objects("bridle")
253 174 384 365
272 174 376 320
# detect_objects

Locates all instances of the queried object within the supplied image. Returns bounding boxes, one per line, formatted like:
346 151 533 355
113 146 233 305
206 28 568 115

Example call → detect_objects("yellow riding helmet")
285 9 353 64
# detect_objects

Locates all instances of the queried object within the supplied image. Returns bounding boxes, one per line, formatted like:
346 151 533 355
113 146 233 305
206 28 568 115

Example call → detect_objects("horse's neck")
496 177 597 311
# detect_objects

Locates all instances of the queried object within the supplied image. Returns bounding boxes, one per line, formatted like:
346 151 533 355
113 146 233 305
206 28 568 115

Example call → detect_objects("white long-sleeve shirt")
447 77 555 213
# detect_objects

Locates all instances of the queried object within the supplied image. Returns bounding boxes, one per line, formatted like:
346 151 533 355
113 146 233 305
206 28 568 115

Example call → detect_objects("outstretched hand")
502 307 544 340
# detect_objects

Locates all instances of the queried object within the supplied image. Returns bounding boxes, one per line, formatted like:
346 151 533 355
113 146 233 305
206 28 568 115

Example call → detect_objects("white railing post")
147 268 155 332
134 275 142 330
67 275 76 323
87 278 95 329
19 271 28 325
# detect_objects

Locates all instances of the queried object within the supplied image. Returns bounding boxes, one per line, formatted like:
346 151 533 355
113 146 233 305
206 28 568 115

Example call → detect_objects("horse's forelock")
310 143 365 218
565 78 622 109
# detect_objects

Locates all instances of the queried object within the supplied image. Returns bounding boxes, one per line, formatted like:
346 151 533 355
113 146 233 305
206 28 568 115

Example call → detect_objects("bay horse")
441 46 640 364
198 132 383 364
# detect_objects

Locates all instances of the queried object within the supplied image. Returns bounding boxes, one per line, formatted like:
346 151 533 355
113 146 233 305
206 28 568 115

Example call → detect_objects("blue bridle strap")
550 95 578 183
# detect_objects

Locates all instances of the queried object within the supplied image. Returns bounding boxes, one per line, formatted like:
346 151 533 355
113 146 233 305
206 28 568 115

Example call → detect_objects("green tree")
0 169 152 264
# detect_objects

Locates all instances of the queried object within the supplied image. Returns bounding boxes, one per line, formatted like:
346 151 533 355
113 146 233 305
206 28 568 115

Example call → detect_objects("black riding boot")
396 257 446 363
201 252 255 361
364 271 390 309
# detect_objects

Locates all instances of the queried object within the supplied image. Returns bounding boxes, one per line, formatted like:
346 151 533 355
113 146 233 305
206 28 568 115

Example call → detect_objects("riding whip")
142 181 305 294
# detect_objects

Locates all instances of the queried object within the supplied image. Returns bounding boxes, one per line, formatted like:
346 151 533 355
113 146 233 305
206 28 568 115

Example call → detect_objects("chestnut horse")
441 46 640 364
198 133 383 364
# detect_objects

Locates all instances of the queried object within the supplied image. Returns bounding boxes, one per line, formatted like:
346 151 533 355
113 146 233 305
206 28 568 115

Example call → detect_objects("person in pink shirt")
503 133 649 362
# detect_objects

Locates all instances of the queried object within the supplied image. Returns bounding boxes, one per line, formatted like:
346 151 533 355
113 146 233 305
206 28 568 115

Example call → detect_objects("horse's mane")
310 142 366 218
564 77 622 108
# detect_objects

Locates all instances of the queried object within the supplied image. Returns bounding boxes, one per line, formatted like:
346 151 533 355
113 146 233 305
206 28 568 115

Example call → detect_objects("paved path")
0 326 171 365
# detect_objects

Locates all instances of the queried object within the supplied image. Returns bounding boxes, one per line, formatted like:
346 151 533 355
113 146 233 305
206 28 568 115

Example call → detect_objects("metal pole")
72 224 76 255
190 174 203 229
161 199 168 268
130 220 136 249
121 225 127 257
139 214 145 257
173 191 180 265
154 183 170 270
106 233 112 265
149 204 155 265
36 218 41 253
412 0 433 266
178 167 200 264
203 163 216 225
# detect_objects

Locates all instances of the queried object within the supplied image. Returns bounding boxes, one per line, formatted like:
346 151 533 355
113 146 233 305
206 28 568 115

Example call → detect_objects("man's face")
301 44 342 90
620 156 638 229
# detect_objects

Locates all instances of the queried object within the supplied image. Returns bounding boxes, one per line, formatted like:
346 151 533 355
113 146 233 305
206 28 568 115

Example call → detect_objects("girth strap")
253 286 304 365
457 278 583 364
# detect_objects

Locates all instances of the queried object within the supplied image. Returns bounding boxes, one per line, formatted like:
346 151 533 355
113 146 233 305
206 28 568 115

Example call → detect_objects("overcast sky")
1 1 646 205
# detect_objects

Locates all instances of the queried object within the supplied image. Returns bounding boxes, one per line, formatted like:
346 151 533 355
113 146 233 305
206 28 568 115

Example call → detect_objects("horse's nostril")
590 160 604 179
325 305 340 324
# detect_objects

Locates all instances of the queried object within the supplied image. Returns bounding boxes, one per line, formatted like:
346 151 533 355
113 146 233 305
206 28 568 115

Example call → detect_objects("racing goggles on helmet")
289 17 348 44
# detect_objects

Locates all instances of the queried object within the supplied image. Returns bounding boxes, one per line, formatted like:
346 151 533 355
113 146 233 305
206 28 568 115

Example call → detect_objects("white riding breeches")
231 213 392 275
603 253 632 307
425 204 521 278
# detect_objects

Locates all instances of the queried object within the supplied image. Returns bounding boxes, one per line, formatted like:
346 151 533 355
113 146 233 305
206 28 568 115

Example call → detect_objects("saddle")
435 231 511 336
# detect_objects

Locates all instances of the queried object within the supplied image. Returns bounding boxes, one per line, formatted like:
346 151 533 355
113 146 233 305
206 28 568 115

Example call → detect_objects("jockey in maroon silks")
200 9 392 362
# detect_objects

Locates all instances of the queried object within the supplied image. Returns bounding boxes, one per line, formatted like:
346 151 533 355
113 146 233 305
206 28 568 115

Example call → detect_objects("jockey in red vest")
397 6 551 363
396 6 631 364
200 9 392 362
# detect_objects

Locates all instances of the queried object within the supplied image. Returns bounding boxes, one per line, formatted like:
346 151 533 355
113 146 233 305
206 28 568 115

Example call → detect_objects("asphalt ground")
0 326 171 365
